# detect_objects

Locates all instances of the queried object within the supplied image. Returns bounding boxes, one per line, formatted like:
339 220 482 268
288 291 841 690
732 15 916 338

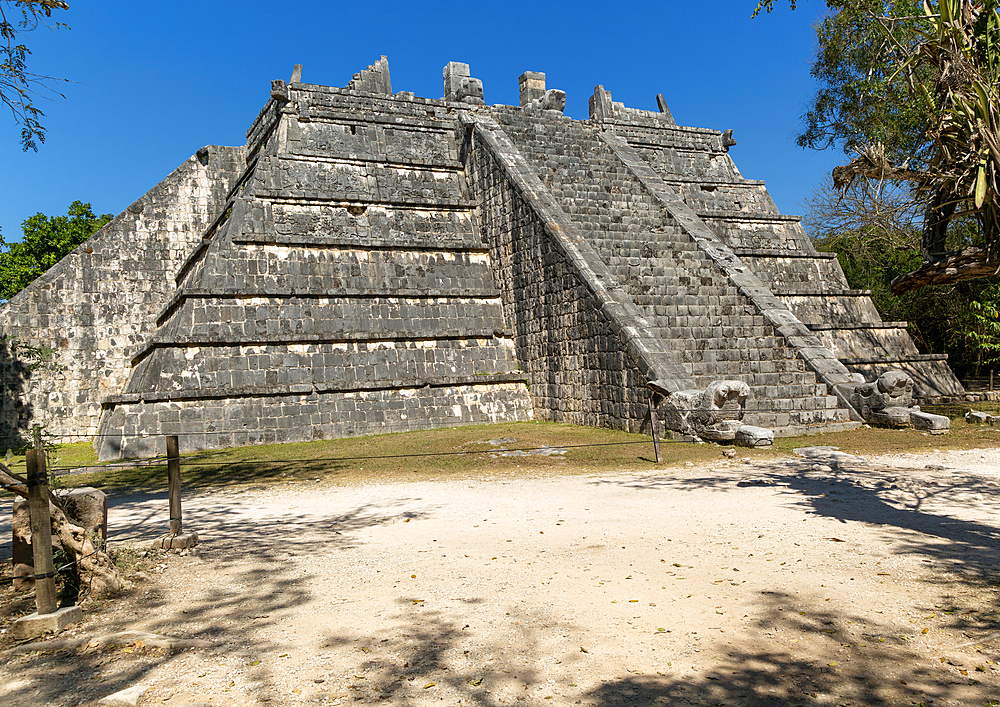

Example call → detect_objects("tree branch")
831 143 930 190
0 460 28 497
890 246 1000 293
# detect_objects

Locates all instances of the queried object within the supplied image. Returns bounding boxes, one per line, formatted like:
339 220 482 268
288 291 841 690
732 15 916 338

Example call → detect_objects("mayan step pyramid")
0 58 965 459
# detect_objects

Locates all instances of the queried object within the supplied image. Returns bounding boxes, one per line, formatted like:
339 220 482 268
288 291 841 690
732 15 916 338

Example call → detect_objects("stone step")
807 322 909 331
840 353 950 365
773 420 863 437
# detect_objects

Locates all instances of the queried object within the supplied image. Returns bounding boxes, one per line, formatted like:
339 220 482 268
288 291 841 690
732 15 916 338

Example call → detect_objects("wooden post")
991 369 994 392
26 448 57 615
167 435 181 536
648 395 663 464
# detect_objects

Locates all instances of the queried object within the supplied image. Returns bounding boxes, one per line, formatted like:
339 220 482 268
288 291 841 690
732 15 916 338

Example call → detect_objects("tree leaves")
771 1 1000 289
0 1 71 150
0 200 112 300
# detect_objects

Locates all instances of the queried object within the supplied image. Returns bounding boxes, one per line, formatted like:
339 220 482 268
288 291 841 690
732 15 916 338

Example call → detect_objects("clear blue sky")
0 0 844 243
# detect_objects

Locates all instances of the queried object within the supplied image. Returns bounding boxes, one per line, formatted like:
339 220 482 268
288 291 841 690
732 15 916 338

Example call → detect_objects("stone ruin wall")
93 65 535 459
0 147 244 445
0 57 969 455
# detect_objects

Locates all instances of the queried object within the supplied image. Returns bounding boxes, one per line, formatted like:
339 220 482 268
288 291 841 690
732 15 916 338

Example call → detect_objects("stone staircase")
491 108 849 430
614 120 963 401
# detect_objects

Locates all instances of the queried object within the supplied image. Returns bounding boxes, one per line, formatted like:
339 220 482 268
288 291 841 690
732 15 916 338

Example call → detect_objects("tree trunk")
922 186 957 258
2 463 123 599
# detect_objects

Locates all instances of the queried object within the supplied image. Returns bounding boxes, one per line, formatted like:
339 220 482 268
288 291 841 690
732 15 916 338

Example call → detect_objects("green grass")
3 418 1000 495
923 399 1000 419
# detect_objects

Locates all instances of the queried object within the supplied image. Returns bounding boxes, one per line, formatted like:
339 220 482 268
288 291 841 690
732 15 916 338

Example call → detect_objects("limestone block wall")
0 146 245 445
478 105 850 431
96 80 533 459
469 137 655 428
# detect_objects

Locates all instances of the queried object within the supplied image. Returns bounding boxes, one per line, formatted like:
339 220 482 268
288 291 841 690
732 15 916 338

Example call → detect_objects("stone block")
910 409 950 433
541 89 566 113
735 425 774 448
13 487 106 590
97 684 149 707
519 71 546 107
11 605 83 640
965 410 995 425
443 61 470 98
660 389 699 435
850 370 916 427
154 531 199 550
58 487 108 543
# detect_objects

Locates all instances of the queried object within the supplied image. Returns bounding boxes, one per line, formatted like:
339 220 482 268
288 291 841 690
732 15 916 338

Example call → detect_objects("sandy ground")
1 446 999 707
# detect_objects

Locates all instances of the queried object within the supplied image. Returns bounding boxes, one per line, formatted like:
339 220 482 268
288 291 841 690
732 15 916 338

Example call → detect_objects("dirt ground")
1 446 999 707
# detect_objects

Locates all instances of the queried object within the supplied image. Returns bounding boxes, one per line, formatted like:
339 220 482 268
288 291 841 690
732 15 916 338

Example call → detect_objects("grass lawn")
3 406 1000 494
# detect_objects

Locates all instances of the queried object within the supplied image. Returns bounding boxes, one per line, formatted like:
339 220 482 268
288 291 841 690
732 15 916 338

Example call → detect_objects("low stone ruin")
653 380 774 447
444 62 486 105
965 409 999 425
11 486 121 597
849 370 950 433
518 71 566 113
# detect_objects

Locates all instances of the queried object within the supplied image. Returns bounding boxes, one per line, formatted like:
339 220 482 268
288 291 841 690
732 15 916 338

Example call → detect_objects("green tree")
0 200 112 300
955 283 1000 374
805 176 1000 376
757 1 1000 291
1 0 69 151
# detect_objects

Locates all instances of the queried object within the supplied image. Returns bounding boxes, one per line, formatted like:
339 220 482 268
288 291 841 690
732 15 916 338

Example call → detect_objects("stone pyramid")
0 57 965 459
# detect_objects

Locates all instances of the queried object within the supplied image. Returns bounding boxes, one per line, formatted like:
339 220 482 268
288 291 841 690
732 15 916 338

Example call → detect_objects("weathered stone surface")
155 531 199 550
2 56 965 457
97 684 149 707
13 487 107 589
0 146 244 446
910 409 950 432
850 370 916 427
690 381 750 441
735 425 774 447
11 606 83 640
518 71 546 106
541 89 566 113
444 61 485 104
58 487 108 542
793 446 869 469
965 410 996 425
661 390 700 436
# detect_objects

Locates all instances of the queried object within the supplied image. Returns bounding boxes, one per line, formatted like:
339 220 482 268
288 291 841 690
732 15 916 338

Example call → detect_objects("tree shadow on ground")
581 588 997 706
309 588 997 706
592 456 1000 582
593 455 1000 658
0 496 428 706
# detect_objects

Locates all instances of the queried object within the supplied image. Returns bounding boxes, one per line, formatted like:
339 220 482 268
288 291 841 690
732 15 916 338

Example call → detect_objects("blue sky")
0 0 844 243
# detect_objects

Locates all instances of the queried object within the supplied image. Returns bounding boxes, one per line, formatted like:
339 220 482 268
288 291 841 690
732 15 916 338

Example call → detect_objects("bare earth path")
2 448 999 707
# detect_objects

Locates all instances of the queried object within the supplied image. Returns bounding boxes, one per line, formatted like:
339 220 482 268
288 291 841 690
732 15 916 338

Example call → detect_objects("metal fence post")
648 395 663 464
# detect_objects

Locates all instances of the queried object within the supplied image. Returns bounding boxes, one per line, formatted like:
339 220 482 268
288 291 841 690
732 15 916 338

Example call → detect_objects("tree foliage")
798 1 932 163
758 1 1000 291
0 200 112 300
1 0 69 151
807 176 1000 375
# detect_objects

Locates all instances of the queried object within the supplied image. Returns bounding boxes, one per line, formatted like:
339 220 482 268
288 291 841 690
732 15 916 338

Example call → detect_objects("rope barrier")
13 438 692 479
29 410 760 439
